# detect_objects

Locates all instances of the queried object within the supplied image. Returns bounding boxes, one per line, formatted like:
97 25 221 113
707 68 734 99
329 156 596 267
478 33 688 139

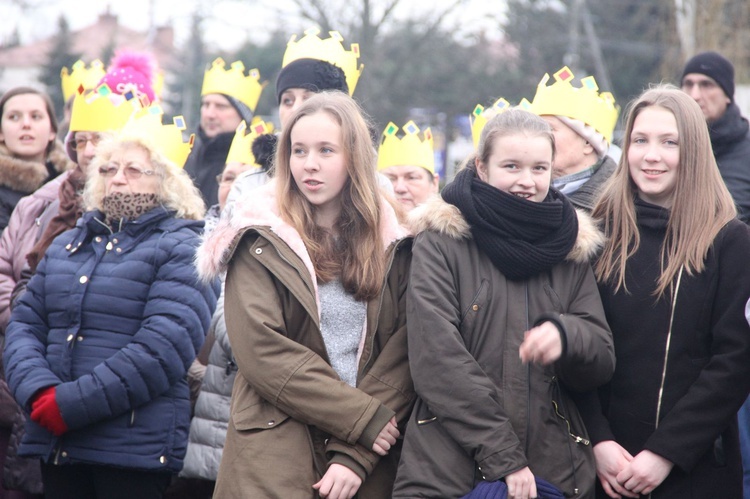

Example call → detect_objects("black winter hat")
681 51 735 101
275 58 348 104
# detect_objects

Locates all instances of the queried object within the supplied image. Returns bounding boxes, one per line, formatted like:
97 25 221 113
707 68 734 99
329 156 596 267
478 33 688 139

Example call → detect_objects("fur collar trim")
0 140 74 193
408 196 603 264
196 179 410 282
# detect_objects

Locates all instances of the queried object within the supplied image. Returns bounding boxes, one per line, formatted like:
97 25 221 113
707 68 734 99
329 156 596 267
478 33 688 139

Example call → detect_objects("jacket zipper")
654 266 683 430
551 380 586 496
524 284 531 457
649 267 683 499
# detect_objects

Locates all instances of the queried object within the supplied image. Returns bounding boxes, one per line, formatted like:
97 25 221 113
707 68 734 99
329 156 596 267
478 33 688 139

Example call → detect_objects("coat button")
61 451 68 457
255 248 262 254
113 238 118 244
116 248 122 253
472 304 479 311
79 276 88 284
66 334 74 342
95 236 102 243
267 420 274 426
65 244 71 250
106 242 113 251
159 456 166 464
77 336 83 342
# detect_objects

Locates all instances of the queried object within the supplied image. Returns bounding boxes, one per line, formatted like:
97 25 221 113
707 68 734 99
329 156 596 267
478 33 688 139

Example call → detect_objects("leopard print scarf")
102 192 161 227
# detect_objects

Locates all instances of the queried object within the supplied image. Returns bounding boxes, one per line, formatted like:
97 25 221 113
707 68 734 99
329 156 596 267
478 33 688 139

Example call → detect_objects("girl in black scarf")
394 109 614 499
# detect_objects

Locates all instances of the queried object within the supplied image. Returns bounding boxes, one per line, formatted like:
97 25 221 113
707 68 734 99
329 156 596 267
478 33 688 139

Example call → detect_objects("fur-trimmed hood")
196 179 411 283
0 140 74 194
407 195 604 264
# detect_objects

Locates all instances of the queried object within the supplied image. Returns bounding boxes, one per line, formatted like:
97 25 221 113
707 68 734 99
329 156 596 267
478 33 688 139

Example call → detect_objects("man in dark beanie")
681 51 750 223
183 58 265 206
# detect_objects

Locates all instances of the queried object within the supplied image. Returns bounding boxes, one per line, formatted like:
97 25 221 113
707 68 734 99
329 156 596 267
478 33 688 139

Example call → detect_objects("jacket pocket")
414 399 437 426
232 398 290 431
460 278 489 333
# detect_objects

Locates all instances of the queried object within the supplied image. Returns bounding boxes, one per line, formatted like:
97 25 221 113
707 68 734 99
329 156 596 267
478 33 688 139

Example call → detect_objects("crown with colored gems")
119 106 194 168
282 27 363 95
377 121 435 174
60 60 106 102
470 98 512 147
201 58 266 112
68 84 145 133
226 119 274 166
528 66 619 144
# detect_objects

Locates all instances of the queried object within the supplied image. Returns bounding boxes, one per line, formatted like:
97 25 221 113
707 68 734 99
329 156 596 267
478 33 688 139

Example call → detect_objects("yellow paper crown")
470 98 512 147
377 121 434 174
69 84 145 133
60 60 106 102
201 58 266 112
282 27 363 95
528 66 619 144
119 106 194 168
226 119 274 166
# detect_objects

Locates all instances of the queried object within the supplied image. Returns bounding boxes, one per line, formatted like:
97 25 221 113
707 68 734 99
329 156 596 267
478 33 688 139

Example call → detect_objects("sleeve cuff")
534 312 568 356
357 403 394 449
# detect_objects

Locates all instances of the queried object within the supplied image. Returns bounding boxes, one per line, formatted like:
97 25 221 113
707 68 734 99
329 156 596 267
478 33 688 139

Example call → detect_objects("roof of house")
0 12 175 69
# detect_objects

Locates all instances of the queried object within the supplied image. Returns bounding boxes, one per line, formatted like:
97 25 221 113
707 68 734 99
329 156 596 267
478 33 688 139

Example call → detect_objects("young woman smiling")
583 85 750 498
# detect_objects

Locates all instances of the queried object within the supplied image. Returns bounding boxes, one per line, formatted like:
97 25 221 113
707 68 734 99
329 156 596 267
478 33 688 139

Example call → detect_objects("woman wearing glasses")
2 127 218 499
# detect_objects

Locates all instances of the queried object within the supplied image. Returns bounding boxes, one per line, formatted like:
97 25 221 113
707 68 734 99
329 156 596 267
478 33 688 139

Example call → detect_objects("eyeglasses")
98 164 159 180
73 134 101 151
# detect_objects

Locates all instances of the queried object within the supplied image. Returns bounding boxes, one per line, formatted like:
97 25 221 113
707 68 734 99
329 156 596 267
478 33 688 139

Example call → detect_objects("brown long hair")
593 85 736 297
275 91 385 301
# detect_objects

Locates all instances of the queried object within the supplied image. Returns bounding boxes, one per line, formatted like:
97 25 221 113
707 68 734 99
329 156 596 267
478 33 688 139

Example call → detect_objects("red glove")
30 387 67 436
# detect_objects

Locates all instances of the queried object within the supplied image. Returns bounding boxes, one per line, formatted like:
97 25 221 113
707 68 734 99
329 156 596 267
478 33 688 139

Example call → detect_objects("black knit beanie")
275 58 348 103
681 51 735 102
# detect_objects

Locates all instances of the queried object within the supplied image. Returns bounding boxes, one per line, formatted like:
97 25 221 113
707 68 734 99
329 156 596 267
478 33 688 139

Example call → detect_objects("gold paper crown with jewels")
282 27 363 95
529 66 619 144
470 98 512 147
201 58 266 112
377 121 434 174
226 119 274 166
119 106 194 168
69 84 145 133
61 60 106 102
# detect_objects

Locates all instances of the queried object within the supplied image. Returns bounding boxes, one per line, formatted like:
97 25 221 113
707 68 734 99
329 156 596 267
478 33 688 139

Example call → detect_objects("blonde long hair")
274 91 385 301
84 137 206 220
593 85 736 297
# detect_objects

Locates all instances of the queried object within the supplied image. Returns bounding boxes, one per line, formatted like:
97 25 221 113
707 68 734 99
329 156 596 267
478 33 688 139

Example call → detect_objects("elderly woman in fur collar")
0 87 71 232
393 109 615 499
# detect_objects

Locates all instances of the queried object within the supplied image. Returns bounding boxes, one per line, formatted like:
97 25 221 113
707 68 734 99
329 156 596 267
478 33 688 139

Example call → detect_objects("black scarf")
442 167 578 280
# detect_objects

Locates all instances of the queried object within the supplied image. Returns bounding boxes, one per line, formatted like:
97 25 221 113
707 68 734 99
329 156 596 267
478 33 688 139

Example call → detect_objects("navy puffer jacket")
3 207 218 473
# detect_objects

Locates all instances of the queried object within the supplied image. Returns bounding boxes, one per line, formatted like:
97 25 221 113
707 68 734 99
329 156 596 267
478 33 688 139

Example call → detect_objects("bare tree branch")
287 0 334 32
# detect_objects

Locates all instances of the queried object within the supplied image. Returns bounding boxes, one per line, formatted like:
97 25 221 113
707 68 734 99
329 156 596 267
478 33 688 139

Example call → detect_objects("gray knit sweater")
318 279 366 387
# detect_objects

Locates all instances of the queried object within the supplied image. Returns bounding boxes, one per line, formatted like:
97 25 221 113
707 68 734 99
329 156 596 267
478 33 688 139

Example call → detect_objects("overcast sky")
1 0 504 52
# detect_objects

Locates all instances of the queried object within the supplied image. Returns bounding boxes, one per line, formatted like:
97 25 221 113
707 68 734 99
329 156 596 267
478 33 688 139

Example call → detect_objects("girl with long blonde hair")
584 85 750 498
